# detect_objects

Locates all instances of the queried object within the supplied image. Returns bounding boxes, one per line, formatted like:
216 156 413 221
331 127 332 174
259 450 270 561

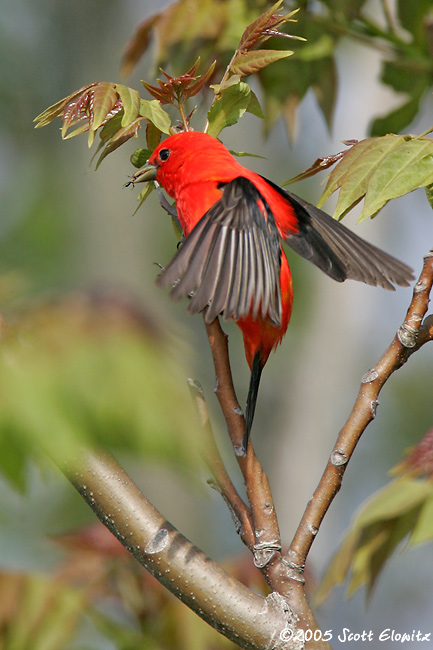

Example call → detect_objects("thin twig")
203 317 283 573
287 249 433 569
187 378 255 549
381 0 399 35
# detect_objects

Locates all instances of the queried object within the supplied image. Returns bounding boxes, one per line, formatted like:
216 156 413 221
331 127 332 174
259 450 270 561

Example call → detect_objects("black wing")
263 177 414 290
156 177 282 326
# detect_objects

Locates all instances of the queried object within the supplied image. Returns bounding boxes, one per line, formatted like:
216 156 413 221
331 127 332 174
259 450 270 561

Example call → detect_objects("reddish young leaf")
184 61 216 98
393 429 433 479
61 90 94 138
282 142 358 186
121 13 159 78
34 83 97 128
141 79 172 104
239 2 301 53
239 0 285 52
142 59 215 106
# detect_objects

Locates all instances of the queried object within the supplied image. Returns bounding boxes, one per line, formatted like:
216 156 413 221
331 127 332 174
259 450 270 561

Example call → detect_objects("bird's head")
129 131 240 198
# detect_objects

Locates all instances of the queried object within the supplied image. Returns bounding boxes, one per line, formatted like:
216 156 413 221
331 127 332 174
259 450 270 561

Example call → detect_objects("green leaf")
133 182 155 215
355 478 433 528
0 423 28 491
317 138 382 213
209 74 241 94
359 137 433 221
345 523 389 598
0 298 203 483
397 0 433 46
410 494 433 546
295 34 334 62
90 111 124 167
231 49 293 77
206 81 252 138
0 574 85 650
229 150 266 160
348 511 420 599
366 512 420 596
311 56 337 132
370 87 426 137
146 121 162 151
115 84 141 127
130 148 153 169
97 110 124 146
314 528 360 605
317 134 433 221
246 89 265 119
62 120 91 141
95 118 143 169
316 477 433 603
425 183 433 208
139 99 171 134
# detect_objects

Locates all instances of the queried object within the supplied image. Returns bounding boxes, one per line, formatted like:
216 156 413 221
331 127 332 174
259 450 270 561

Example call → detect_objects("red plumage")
140 131 412 452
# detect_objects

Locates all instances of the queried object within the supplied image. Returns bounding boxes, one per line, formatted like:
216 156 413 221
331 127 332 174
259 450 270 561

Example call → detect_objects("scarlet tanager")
133 131 413 453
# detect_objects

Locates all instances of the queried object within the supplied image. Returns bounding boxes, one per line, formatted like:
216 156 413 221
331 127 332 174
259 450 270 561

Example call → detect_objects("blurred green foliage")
316 435 433 604
0 293 204 490
0 520 250 650
122 0 433 135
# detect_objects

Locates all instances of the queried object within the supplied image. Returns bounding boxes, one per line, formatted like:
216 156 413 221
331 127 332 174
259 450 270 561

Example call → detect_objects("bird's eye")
159 148 170 162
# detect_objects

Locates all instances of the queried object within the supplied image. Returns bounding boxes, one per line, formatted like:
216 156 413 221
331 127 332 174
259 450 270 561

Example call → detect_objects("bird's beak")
126 162 158 187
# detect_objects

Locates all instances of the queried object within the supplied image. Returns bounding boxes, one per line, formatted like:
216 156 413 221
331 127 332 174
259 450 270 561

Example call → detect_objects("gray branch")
65 449 302 650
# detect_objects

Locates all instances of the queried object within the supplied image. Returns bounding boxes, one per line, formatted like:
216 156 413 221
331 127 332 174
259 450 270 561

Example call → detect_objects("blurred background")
1 0 432 648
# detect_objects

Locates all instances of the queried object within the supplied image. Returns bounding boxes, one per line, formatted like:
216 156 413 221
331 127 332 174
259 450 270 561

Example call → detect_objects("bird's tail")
242 351 263 454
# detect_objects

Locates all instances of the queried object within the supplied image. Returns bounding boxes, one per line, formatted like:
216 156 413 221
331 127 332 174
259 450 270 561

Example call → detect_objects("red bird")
134 131 413 453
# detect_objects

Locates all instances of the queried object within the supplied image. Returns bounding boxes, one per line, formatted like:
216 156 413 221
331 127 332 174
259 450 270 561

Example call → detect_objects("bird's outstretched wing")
264 178 414 290
157 177 282 325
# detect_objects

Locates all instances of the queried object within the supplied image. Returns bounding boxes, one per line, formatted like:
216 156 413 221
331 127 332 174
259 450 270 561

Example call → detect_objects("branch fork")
60 249 433 650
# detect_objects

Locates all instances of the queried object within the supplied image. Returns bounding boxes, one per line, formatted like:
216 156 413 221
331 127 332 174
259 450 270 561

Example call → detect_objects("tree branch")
203 317 283 575
64 449 301 650
187 378 255 550
288 249 433 568
203 316 332 649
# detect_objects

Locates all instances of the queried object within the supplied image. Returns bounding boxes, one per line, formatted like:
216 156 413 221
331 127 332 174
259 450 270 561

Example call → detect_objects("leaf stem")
177 95 190 132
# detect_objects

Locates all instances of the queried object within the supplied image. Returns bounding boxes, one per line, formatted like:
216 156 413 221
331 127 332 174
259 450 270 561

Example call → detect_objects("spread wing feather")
157 177 282 326
262 178 414 290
